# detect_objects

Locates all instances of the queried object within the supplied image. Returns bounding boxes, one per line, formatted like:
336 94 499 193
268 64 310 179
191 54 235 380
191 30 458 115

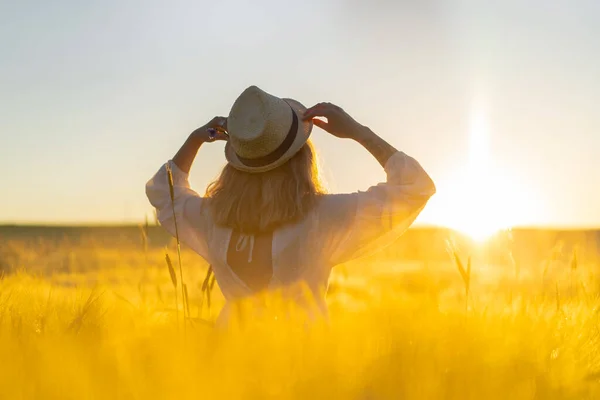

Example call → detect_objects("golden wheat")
0 233 599 399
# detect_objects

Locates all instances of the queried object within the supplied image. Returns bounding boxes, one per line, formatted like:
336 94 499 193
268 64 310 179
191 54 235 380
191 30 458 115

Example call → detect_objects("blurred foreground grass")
1 227 600 399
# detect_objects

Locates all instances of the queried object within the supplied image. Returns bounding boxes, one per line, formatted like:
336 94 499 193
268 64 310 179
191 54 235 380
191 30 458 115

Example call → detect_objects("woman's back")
147 151 434 308
227 230 273 292
145 86 436 322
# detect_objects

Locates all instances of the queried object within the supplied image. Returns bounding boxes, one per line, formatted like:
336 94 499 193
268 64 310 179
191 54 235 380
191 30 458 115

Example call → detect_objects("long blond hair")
205 140 326 233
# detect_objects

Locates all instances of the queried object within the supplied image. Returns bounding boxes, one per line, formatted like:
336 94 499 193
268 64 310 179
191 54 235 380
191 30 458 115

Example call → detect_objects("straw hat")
225 86 313 173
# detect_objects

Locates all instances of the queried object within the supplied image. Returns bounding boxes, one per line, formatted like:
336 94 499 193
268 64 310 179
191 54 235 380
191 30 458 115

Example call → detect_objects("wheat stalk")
139 221 148 255
165 163 188 332
183 283 191 318
447 240 471 313
199 265 215 318
570 248 578 271
569 247 579 296
165 253 177 287
165 252 179 327
454 252 471 312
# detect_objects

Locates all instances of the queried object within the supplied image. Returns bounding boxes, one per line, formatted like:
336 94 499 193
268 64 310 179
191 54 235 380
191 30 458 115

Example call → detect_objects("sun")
457 102 502 241
456 215 503 243
419 98 519 242
417 95 547 240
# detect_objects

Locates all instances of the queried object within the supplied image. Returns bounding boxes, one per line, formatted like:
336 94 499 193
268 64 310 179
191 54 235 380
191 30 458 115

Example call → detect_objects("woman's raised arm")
145 117 228 257
302 102 397 167
303 102 436 265
172 116 228 173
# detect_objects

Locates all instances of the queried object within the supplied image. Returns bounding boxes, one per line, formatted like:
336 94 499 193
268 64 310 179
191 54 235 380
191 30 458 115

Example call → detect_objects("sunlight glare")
461 101 498 241
423 97 513 242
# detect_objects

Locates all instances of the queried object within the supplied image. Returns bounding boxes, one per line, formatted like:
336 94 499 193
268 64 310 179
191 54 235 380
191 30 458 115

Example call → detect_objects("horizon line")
1 222 599 232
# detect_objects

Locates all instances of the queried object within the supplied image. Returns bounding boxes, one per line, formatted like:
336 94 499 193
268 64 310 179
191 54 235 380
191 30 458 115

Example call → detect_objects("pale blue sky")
1 0 599 229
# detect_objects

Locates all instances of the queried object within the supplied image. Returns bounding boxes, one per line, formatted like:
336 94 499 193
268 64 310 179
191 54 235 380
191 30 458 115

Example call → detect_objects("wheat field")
1 226 599 399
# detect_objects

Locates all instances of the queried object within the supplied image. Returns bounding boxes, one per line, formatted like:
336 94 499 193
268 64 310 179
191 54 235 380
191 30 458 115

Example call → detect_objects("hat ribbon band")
236 106 299 168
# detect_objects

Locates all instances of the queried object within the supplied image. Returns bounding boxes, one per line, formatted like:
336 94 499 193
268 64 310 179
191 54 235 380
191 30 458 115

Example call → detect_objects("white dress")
146 151 436 322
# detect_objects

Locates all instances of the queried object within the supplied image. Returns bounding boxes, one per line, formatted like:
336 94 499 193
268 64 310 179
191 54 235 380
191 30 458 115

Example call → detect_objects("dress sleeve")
320 151 436 266
145 160 209 257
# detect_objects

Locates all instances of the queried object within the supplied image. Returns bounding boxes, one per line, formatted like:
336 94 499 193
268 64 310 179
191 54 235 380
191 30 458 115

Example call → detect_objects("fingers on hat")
312 119 329 130
303 103 332 119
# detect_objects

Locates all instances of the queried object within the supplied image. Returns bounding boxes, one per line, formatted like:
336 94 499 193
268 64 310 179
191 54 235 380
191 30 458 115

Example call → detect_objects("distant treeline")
1 225 599 266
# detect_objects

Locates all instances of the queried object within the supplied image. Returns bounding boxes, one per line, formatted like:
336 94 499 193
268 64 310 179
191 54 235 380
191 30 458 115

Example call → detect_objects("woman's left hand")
193 116 228 143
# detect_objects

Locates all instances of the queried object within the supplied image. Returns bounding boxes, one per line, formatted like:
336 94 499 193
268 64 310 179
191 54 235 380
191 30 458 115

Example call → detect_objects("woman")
146 86 435 323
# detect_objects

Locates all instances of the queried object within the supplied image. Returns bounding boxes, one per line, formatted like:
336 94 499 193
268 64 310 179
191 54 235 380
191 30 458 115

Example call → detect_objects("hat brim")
225 98 313 173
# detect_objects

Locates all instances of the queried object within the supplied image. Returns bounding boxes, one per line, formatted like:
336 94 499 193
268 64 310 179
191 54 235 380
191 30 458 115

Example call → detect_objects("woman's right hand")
192 116 228 143
302 102 367 140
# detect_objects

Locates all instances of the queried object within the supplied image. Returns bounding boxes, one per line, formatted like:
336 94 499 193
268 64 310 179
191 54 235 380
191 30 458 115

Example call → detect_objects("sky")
1 0 599 230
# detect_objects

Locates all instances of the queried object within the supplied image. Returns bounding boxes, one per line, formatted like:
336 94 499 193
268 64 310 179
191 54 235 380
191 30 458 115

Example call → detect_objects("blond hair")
205 140 326 233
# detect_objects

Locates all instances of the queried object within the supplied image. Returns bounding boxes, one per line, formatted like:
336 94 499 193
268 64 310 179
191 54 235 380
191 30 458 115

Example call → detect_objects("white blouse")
146 151 435 321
